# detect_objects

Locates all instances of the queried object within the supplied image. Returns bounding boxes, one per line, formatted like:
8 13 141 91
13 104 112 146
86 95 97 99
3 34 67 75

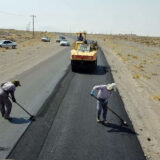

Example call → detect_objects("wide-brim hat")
12 80 21 86
106 83 116 91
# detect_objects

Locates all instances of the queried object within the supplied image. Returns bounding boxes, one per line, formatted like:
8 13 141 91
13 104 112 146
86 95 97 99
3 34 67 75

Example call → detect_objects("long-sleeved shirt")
91 85 112 101
1 82 16 94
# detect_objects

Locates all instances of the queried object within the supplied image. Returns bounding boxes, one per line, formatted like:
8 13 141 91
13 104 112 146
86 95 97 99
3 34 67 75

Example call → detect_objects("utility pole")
30 15 36 37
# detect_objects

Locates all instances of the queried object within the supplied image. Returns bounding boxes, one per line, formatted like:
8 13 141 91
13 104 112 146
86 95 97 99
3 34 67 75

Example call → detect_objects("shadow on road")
75 65 108 75
10 117 30 124
0 147 9 151
101 122 137 135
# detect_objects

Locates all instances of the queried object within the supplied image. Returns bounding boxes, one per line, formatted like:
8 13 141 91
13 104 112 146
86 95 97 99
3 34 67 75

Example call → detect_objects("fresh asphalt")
0 45 71 159
8 48 146 160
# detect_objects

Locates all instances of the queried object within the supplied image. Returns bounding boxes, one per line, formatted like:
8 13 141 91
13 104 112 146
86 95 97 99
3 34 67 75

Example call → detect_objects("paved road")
8 49 146 160
0 45 71 160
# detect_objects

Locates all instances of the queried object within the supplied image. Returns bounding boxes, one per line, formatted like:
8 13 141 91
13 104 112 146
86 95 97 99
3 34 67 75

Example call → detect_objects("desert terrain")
0 30 160 160
88 34 160 160
0 29 73 83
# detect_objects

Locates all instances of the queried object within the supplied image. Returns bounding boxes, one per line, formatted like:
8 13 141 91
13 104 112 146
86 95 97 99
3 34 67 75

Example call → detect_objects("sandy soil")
88 34 160 160
0 30 73 83
0 30 160 159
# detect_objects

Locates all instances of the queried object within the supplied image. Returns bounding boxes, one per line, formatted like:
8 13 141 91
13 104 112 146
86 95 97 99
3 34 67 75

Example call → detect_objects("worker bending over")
0 80 21 120
90 83 116 123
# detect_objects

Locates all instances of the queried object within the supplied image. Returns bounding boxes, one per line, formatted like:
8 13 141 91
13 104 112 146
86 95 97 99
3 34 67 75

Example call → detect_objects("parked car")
0 40 17 49
56 36 66 42
60 39 70 46
41 36 50 42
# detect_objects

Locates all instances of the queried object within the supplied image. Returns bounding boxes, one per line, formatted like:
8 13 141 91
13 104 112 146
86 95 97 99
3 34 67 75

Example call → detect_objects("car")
41 36 50 42
56 36 66 42
0 40 17 49
60 39 70 46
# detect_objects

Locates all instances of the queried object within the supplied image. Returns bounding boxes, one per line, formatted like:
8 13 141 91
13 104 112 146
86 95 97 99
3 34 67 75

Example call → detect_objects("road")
0 45 71 159
8 48 146 160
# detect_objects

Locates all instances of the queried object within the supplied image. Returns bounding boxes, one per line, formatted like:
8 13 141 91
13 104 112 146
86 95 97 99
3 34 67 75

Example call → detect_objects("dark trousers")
0 91 12 118
97 99 108 121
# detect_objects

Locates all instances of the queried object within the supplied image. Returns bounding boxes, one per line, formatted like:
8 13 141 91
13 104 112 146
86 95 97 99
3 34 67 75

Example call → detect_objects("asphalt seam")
7 66 75 160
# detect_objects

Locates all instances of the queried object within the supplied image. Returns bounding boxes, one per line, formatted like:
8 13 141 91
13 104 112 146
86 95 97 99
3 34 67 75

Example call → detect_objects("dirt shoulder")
0 30 74 83
88 34 160 160
1 30 160 159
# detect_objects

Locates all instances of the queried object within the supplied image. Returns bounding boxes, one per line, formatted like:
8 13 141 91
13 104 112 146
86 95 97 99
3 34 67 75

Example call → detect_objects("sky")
0 0 160 36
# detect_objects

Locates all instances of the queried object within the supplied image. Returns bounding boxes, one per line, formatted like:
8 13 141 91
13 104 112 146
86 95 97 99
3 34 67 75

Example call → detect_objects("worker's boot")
1 112 5 117
96 117 101 123
102 120 108 124
4 114 12 121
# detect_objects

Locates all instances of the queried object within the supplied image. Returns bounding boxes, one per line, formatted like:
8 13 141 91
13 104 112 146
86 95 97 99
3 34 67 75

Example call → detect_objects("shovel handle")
15 101 33 117
91 94 125 122
9 96 33 117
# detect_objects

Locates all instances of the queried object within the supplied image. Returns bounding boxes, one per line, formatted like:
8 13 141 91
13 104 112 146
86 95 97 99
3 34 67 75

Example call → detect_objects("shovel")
91 94 128 127
14 101 36 121
9 96 36 121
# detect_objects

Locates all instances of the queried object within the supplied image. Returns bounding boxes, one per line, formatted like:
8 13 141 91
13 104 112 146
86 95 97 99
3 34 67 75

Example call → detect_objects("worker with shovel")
0 80 21 121
90 83 116 123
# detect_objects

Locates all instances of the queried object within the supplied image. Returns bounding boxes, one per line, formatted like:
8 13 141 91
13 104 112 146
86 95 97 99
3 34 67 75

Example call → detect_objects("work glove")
90 91 94 96
103 101 108 105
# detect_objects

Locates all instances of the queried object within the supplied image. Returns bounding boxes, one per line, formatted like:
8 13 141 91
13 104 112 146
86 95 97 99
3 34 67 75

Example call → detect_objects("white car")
0 40 17 49
56 36 66 42
60 39 70 46
41 36 50 42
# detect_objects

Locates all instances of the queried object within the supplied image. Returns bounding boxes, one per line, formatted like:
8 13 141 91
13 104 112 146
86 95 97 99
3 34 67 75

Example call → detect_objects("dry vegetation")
88 34 160 81
0 29 56 51
0 30 159 159
89 34 160 47
0 29 66 85
88 33 160 159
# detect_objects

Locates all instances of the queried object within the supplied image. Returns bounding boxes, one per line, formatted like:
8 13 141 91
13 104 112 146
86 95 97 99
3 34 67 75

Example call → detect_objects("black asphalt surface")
8 49 146 160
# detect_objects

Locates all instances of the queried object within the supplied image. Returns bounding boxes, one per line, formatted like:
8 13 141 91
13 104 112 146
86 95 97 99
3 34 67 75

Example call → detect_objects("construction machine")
70 32 98 71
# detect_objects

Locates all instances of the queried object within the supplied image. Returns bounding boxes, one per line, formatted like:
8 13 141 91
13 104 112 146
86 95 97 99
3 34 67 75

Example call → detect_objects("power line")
0 10 36 34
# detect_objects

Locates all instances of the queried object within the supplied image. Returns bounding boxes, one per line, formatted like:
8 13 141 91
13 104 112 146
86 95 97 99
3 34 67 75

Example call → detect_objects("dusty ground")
0 30 160 160
88 34 160 160
0 29 73 83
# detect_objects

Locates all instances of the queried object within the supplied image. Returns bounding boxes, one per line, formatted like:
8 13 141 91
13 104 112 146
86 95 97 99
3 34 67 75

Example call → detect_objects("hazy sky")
0 0 160 36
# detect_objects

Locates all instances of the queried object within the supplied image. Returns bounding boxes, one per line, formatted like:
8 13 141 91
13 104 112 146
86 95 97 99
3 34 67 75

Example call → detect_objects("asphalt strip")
7 65 74 160
7 48 145 160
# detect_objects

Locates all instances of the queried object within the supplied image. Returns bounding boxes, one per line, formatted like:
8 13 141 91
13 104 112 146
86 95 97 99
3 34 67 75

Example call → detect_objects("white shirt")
1 82 16 93
92 85 112 101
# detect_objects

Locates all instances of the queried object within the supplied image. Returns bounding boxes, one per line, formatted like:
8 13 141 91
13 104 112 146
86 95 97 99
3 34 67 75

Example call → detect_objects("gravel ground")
0 32 160 159
88 35 160 160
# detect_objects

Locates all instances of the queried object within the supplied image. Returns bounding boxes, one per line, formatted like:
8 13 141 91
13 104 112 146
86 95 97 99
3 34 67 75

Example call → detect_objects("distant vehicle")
0 40 17 49
41 36 50 42
56 36 66 42
60 39 70 46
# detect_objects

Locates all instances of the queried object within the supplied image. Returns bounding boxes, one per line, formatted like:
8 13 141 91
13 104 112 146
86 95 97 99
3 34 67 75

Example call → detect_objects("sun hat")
106 83 116 91
12 80 21 87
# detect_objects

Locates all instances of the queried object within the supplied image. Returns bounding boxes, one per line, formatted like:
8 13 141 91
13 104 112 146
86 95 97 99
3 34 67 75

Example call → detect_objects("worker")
90 83 116 123
77 33 83 41
0 80 21 120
